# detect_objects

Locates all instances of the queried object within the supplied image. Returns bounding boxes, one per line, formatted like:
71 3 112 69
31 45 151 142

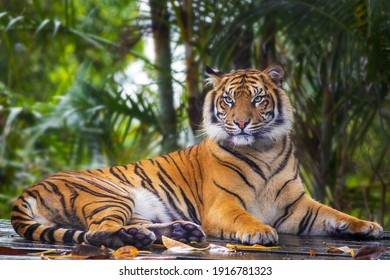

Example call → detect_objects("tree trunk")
256 0 276 69
172 0 203 138
149 0 178 152
232 24 254 69
258 19 276 68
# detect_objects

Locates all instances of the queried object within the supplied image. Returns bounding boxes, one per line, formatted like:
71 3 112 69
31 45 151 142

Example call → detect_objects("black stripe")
178 188 200 224
109 166 124 182
45 181 71 219
270 139 293 178
59 177 123 198
194 145 204 183
242 151 272 171
177 150 185 163
77 231 86 243
271 135 287 164
161 155 170 163
110 166 133 186
68 185 79 214
11 204 29 217
307 206 322 234
94 176 129 193
218 144 267 181
213 181 246 209
27 189 52 214
24 223 40 240
38 226 61 243
209 91 218 124
185 146 203 205
86 204 118 219
88 215 128 226
46 226 59 242
166 154 191 188
157 172 179 203
133 163 157 193
156 161 179 190
298 208 313 235
157 184 187 220
193 146 204 205
274 192 305 228
212 151 256 191
274 167 299 201
63 229 77 243
273 88 283 119
82 199 132 224
39 227 51 242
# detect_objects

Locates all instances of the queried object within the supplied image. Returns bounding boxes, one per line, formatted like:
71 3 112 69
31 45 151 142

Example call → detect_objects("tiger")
11 63 383 249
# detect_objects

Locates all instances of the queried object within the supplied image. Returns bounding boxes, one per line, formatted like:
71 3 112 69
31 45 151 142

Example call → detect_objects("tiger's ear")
264 63 284 87
205 66 224 87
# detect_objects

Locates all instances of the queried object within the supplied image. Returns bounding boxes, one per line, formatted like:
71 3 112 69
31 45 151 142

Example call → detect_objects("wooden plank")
1 219 389 260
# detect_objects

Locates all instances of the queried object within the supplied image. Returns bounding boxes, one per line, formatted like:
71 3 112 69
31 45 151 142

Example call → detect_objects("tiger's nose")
234 119 250 129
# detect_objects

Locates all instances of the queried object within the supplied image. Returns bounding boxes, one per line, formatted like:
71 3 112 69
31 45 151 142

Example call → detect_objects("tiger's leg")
274 194 383 238
202 202 279 245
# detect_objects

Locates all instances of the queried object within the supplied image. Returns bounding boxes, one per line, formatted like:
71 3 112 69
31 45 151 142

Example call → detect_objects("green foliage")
0 0 158 217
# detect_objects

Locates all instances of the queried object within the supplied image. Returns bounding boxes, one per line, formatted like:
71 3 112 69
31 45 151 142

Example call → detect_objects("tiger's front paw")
236 224 278 245
333 220 383 239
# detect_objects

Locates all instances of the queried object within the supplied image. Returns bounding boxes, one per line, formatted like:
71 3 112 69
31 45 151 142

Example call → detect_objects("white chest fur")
131 188 171 223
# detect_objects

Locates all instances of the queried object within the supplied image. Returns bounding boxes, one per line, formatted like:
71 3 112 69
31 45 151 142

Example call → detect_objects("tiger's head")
203 64 294 146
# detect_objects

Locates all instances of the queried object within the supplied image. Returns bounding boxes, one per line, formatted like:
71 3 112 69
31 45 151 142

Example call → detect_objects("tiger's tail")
11 194 87 244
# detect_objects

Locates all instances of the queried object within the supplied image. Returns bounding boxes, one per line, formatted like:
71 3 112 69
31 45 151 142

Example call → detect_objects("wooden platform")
0 219 389 260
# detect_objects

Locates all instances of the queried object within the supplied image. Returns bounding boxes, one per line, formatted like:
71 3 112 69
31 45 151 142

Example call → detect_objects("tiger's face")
203 64 293 146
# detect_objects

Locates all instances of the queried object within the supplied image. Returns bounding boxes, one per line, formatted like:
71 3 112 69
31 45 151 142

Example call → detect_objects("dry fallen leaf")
226 244 281 251
112 245 139 259
162 236 210 251
323 242 355 256
353 244 388 260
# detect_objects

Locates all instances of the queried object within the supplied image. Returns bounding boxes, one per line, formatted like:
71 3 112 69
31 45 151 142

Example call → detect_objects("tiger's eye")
224 96 234 105
254 96 263 104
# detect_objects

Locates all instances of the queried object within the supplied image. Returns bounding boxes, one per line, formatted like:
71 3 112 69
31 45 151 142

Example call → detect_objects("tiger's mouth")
224 125 276 145
238 131 250 136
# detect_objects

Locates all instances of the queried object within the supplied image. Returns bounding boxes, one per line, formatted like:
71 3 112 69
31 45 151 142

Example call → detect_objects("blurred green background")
0 0 389 229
